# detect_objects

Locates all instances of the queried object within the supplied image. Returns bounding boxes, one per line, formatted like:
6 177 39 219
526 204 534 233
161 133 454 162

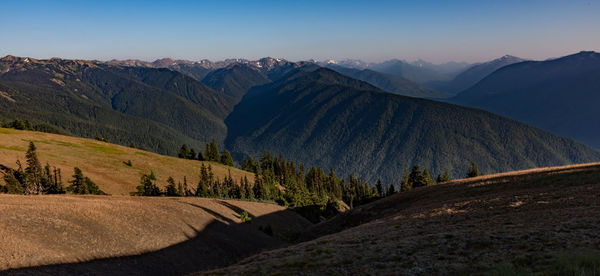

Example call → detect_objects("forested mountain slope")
225 68 600 184
202 64 271 100
452 51 600 148
0 56 235 154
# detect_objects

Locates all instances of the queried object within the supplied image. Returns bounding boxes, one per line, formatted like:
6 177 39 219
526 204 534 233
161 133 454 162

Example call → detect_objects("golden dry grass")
0 128 254 195
0 194 311 271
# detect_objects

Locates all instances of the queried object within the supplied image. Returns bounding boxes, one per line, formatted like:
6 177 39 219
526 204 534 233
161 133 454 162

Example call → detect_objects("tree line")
147 145 482 210
0 142 105 195
0 137 481 210
1 119 34 131
177 140 234 167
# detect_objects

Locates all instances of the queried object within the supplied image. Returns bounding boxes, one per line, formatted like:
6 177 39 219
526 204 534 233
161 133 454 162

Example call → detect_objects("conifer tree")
178 144 191 159
2 169 24 194
165 176 178 196
24 142 43 194
189 148 197 160
206 139 220 161
422 168 434 186
401 168 411 191
467 162 479 178
408 165 423 189
183 175 190 196
220 150 234 166
388 184 396 195
66 167 104 195
376 179 384 197
442 170 450 182
195 178 209 197
135 171 161 196
84 177 104 195
177 182 183 196
437 170 450 183
68 167 87 194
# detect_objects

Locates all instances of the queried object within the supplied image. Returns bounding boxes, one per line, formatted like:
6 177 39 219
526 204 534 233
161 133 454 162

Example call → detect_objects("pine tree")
2 169 24 194
183 176 190 196
422 168 434 186
195 178 209 197
401 168 411 191
388 184 396 195
467 162 479 178
24 142 43 194
437 170 450 183
206 139 220 161
178 144 190 159
84 177 104 195
189 148 197 160
253 171 267 200
165 176 178 196
220 150 234 166
177 182 183 196
408 165 423 189
68 167 87 194
135 171 161 196
376 178 384 197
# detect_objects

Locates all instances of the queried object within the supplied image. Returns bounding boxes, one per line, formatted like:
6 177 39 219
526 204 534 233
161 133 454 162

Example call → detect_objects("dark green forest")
225 68 600 184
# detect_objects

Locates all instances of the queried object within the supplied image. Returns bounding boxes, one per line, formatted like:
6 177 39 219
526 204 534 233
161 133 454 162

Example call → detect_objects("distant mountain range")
1 53 598 185
319 59 471 84
427 55 525 94
105 56 471 87
324 64 452 98
451 51 600 148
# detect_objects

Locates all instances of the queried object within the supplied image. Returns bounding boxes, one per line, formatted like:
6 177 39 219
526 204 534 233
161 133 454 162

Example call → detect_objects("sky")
1 0 599 64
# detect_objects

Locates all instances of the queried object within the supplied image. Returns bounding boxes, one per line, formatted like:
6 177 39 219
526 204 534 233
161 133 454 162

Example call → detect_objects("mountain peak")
1 55 19 62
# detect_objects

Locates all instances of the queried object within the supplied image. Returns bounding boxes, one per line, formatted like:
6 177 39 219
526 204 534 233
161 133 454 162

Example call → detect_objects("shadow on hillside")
4 204 311 276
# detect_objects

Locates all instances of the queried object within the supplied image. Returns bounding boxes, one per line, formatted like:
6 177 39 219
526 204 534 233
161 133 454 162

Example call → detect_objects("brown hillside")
0 195 312 273
205 163 600 275
0 128 254 195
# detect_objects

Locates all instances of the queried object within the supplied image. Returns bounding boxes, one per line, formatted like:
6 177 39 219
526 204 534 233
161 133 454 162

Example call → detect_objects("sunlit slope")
0 128 253 195
0 195 312 272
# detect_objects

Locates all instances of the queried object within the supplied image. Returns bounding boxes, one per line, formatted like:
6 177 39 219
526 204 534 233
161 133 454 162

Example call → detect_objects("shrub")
240 211 252 223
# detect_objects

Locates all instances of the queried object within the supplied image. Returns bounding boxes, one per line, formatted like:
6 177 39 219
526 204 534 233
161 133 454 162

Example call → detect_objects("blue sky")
1 0 599 63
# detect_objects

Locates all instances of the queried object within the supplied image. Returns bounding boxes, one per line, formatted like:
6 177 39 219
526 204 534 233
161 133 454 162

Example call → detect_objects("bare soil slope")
0 128 253 195
206 163 600 275
0 195 312 274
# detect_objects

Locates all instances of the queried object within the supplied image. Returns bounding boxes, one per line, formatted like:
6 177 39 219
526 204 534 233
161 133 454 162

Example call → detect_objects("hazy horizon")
1 0 599 64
